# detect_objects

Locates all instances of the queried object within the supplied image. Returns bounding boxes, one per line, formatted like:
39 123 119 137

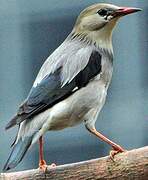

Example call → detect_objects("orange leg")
86 127 125 159
38 136 56 172
39 136 47 172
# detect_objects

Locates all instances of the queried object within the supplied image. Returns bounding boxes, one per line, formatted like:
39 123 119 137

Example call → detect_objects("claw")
39 160 47 172
39 161 57 172
110 150 119 161
109 147 126 161
50 163 57 168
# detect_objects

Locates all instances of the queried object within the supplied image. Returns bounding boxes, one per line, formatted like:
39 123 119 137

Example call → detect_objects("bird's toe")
39 160 57 173
109 148 126 161
39 160 47 172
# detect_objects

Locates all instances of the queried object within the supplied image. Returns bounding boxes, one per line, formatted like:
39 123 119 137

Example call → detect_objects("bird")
3 3 141 172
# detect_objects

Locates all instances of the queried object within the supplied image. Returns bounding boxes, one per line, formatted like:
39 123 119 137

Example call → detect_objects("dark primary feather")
5 51 102 129
76 51 101 87
3 137 32 171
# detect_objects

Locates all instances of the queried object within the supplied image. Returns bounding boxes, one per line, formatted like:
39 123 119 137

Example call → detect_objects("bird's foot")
39 160 57 172
109 145 126 161
49 163 57 168
39 159 47 172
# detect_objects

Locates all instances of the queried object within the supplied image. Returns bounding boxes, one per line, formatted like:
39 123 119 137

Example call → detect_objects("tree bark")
1 146 148 180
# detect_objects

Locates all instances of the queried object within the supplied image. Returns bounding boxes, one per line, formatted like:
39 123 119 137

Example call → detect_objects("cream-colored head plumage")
72 3 141 51
72 3 121 51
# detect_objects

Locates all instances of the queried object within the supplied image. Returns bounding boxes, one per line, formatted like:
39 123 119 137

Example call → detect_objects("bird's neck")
71 18 118 55
89 30 113 53
90 19 117 53
70 29 113 56
68 30 114 88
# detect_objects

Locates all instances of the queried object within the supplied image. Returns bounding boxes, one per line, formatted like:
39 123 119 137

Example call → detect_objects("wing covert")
5 50 102 129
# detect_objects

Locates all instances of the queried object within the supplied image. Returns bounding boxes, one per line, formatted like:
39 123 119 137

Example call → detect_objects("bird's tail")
3 137 32 171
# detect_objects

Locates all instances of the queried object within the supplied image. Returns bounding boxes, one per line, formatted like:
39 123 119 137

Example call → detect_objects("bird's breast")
46 78 107 131
100 51 113 88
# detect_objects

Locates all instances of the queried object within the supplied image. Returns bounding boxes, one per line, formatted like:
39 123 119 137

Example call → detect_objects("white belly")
20 79 107 145
44 79 107 131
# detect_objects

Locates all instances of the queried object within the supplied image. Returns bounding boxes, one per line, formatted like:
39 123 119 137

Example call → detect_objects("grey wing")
5 42 102 129
33 40 93 87
5 68 76 129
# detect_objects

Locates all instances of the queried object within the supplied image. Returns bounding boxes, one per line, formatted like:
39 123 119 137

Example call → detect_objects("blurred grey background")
0 0 147 172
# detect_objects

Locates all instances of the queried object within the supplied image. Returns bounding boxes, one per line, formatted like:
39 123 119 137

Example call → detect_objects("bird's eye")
97 9 108 16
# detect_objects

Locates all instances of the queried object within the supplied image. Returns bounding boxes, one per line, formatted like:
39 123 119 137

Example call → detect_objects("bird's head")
72 3 141 50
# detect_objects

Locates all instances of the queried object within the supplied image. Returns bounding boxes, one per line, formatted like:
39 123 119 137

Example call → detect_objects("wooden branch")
1 146 148 180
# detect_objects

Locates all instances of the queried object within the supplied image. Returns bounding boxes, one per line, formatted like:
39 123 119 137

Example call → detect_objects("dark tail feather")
5 113 27 130
3 137 32 172
10 125 20 147
5 115 20 130
5 115 18 130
